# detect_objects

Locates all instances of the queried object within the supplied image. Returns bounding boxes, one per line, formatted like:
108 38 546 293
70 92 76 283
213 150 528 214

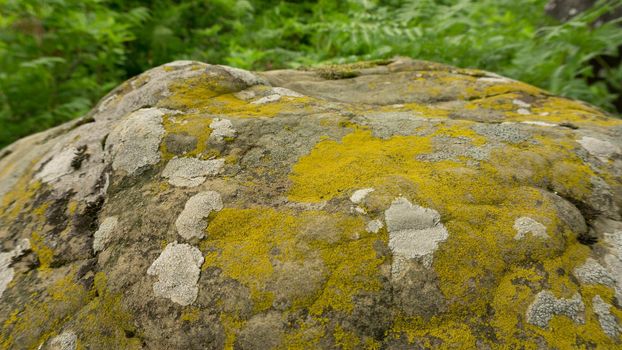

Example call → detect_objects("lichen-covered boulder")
1 58 622 349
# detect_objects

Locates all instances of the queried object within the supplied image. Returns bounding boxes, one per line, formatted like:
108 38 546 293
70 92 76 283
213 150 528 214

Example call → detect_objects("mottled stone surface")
1 58 622 349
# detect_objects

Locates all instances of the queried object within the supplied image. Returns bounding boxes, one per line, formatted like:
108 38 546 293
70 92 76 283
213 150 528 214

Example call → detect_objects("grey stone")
0 239 30 298
164 133 198 155
578 136 620 162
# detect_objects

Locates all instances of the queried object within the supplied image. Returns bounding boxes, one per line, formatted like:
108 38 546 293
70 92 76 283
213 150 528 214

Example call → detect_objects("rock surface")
1 57 622 349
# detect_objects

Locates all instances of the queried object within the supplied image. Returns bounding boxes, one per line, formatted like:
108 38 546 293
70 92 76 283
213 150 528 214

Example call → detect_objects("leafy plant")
1 0 621 148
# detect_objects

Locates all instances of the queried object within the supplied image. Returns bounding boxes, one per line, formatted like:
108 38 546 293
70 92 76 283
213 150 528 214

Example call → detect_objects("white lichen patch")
147 242 204 306
161 157 225 187
521 121 556 127
252 94 281 105
592 295 621 339
350 188 375 204
271 87 303 97
578 136 620 162
218 65 267 86
385 197 449 273
517 108 531 115
526 290 585 328
513 216 548 240
208 118 236 143
48 330 77 350
35 147 77 183
573 258 615 287
93 217 119 252
0 239 30 298
603 230 622 302
366 219 384 234
175 191 223 240
106 108 166 174
512 99 531 108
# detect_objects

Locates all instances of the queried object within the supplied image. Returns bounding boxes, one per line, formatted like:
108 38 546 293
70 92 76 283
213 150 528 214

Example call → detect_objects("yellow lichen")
30 232 54 271
0 272 138 350
200 208 384 314
179 307 201 323
159 113 213 160
286 122 606 347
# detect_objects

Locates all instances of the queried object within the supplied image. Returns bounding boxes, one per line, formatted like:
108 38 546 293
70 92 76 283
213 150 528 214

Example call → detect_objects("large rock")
1 58 622 349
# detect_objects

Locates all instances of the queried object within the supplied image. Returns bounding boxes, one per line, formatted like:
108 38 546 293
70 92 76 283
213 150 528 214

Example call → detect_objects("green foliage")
1 0 621 148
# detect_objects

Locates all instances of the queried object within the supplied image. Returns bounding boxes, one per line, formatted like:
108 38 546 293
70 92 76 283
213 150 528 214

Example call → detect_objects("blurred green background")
1 0 621 148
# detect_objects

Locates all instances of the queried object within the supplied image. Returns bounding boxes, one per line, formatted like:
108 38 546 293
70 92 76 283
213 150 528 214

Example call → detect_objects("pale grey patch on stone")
592 295 621 339
48 330 77 350
573 258 615 287
93 217 119 252
512 99 531 108
251 94 281 105
218 65 267 86
526 290 585 328
233 89 257 101
176 191 223 240
385 197 449 273
350 188 374 204
354 111 427 139
353 206 366 214
35 147 76 183
589 176 620 220
209 118 236 143
366 219 384 234
517 108 531 115
271 87 303 97
477 76 512 84
578 136 619 162
417 135 491 162
147 242 204 306
513 216 548 240
164 60 197 68
521 121 556 127
0 239 30 298
161 157 225 187
106 108 165 174
603 230 622 302
472 123 529 144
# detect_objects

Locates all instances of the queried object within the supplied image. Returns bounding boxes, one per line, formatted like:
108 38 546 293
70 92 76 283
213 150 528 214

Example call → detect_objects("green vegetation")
1 0 621 148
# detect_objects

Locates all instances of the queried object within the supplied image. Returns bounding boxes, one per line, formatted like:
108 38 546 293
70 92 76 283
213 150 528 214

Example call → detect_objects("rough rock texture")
1 57 622 349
